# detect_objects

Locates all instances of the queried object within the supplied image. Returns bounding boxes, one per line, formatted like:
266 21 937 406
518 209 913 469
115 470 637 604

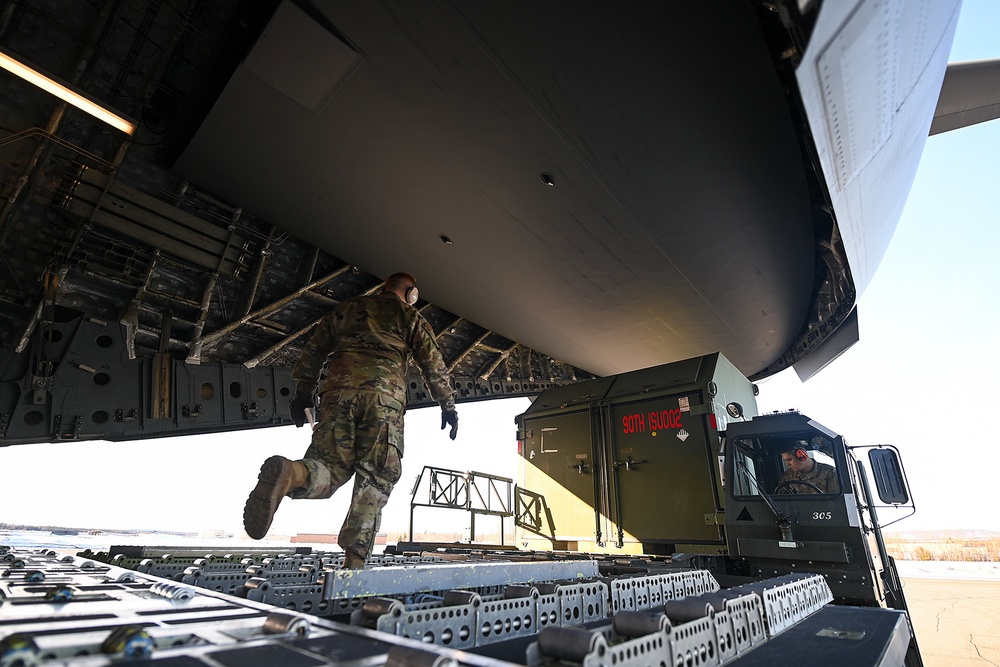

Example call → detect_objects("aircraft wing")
931 58 1000 135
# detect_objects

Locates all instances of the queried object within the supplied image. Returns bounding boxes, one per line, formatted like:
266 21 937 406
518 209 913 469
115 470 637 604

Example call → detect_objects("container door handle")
613 456 646 471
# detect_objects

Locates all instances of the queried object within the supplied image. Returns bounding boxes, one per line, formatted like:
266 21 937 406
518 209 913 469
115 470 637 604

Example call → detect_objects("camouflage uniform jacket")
292 291 456 414
778 461 840 494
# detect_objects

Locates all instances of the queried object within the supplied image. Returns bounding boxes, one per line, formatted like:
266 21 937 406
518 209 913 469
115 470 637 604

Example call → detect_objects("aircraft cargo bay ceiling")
172 0 826 380
0 0 871 435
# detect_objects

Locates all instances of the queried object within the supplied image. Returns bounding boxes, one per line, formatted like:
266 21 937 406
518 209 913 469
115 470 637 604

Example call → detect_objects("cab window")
732 435 841 498
731 439 762 497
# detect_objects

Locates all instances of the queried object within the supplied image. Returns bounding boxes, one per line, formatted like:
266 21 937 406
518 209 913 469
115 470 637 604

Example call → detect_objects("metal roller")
442 590 480 607
535 583 560 595
703 587 750 603
663 598 714 624
699 593 731 613
44 585 73 602
361 597 405 621
244 577 270 590
536 626 606 661
243 577 271 602
101 626 153 659
0 633 39 667
262 611 311 637
385 645 457 667
149 581 195 601
613 610 671 638
503 585 539 599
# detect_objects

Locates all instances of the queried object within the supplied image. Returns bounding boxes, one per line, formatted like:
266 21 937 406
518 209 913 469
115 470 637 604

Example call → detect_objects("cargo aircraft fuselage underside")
0 0 969 443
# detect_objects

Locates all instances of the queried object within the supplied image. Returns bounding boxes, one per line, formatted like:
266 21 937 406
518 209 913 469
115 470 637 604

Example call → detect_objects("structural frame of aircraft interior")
0 0 998 445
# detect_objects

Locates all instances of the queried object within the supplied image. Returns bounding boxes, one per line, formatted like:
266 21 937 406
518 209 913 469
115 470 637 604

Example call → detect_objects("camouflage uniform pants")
290 389 404 560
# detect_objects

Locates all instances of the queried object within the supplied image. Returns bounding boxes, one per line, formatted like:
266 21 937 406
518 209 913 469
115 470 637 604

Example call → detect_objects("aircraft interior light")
0 48 135 135
539 172 556 187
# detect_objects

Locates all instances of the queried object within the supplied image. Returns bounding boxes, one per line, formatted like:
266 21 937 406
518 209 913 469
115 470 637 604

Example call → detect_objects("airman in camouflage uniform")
243 273 458 568
776 446 840 494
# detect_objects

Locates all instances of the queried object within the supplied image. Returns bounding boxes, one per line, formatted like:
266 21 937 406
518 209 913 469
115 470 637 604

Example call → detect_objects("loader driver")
242 272 459 569
775 444 840 495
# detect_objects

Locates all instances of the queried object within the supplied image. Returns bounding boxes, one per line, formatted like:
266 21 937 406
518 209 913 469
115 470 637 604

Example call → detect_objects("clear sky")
1 1 997 538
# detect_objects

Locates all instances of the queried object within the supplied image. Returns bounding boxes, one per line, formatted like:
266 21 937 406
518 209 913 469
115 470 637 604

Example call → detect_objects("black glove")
441 407 458 440
289 395 311 428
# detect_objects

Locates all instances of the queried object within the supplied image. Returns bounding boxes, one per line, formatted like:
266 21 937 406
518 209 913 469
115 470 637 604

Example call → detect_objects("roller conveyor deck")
0 544 911 667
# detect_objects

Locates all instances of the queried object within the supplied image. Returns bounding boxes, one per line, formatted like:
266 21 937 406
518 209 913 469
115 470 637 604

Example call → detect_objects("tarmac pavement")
902 576 1000 666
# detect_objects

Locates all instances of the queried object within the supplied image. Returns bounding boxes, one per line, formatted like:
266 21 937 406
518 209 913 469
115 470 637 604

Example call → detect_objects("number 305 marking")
812 511 832 520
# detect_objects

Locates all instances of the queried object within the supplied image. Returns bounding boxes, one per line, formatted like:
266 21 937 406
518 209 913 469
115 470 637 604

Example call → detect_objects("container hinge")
704 513 725 526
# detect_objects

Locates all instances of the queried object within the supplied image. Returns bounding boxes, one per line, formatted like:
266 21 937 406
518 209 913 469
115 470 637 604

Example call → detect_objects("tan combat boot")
243 456 308 539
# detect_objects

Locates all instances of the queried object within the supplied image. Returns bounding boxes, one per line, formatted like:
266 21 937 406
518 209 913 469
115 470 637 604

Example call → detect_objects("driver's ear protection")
794 448 809 461
405 284 419 306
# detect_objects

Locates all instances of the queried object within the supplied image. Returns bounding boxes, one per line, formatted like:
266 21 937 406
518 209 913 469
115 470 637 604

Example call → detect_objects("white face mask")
406 285 419 305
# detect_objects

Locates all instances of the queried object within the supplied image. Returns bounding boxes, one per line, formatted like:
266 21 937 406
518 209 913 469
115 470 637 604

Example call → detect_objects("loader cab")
722 412 883 604
721 410 916 617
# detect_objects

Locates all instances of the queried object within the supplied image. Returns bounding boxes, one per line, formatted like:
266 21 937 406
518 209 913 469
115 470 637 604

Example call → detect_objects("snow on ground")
895 560 1000 581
